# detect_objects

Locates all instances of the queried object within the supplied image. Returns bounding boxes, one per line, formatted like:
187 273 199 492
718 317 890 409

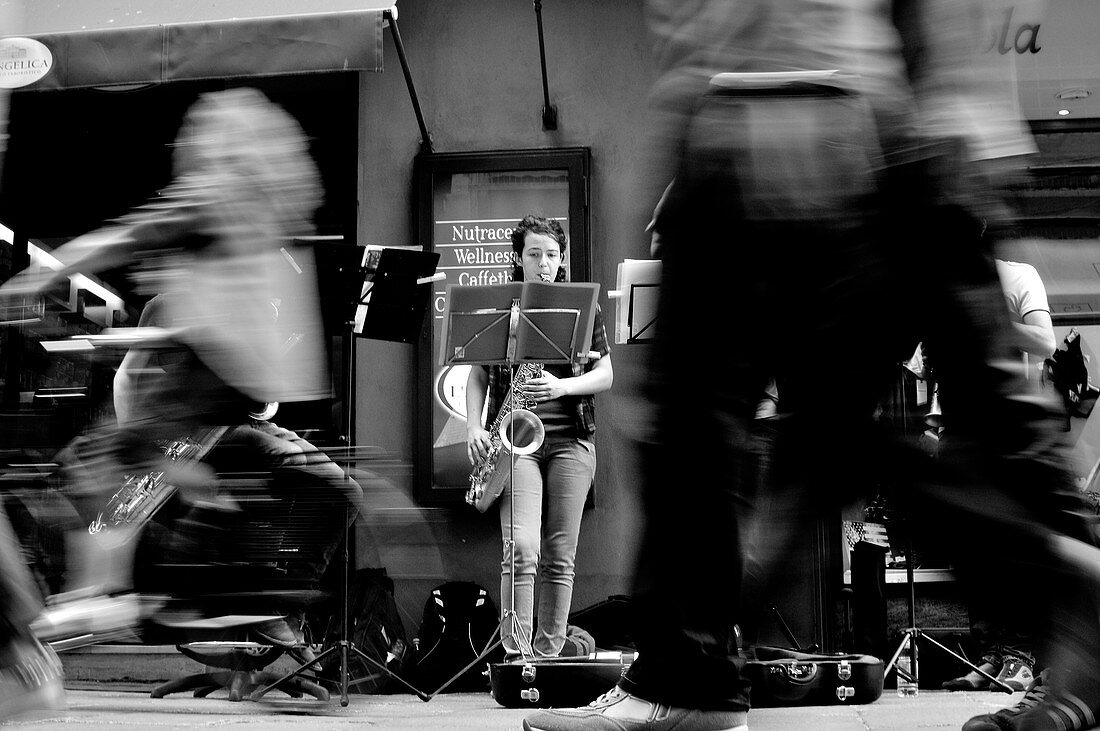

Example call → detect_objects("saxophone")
88 427 227 535
466 362 546 512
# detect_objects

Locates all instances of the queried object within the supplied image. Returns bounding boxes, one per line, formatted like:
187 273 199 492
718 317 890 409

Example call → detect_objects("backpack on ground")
411 580 501 693
318 567 410 694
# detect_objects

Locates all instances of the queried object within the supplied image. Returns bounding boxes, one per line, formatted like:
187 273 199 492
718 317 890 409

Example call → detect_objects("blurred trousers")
620 84 1100 711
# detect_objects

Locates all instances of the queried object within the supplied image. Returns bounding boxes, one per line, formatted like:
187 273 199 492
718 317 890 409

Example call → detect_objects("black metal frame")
412 147 591 505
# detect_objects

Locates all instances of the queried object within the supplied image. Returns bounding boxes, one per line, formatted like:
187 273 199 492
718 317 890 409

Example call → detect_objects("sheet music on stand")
439 281 599 367
609 259 660 344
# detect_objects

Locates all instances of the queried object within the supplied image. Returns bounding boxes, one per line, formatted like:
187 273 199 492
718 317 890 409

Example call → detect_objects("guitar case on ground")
743 646 884 706
490 644 883 709
488 651 635 708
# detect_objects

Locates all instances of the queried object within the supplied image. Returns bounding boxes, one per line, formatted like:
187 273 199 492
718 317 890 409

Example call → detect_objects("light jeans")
498 435 595 658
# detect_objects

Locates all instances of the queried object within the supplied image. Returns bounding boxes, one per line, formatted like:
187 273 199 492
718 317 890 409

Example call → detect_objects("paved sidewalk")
0 687 1021 730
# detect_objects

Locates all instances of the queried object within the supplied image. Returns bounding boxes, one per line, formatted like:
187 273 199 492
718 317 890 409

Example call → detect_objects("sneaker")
0 638 65 720
31 592 140 648
994 657 1035 692
944 661 1000 691
522 685 748 731
963 670 1049 731
1010 684 1100 731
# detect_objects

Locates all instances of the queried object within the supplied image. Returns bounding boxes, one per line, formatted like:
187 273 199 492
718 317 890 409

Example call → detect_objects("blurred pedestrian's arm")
0 225 136 301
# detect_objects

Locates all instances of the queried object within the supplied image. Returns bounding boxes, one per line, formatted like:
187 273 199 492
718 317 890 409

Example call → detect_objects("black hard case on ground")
488 652 635 708
490 645 883 709
743 646 884 706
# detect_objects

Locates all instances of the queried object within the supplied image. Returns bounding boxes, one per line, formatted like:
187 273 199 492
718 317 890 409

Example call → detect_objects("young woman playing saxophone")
465 215 613 659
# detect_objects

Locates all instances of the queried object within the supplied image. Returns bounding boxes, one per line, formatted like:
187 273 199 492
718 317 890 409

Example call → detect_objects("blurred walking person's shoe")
522 686 747 731
963 670 1047 730
1010 691 1100 731
960 669 1100 731
0 638 64 720
31 591 140 648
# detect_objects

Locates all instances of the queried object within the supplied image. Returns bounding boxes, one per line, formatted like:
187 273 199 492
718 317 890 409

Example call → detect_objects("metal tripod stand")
883 534 1013 694
250 325 428 705
426 361 535 697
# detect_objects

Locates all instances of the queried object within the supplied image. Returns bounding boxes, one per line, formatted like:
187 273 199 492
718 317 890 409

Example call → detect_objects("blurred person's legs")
0 495 64 717
525 79 1100 731
525 75 897 731
32 350 248 644
880 143 1100 730
30 428 168 644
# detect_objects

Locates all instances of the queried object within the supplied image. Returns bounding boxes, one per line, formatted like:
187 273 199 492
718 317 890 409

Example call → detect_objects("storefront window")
414 149 590 504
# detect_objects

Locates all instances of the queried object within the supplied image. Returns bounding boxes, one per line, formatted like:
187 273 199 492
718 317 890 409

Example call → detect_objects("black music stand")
428 280 598 695
440 281 599 368
250 245 439 706
356 247 442 343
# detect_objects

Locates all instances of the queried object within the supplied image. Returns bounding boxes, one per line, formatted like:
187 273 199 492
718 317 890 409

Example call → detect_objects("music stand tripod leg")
425 597 533 698
250 327 430 705
246 500 429 704
881 538 1015 695
919 631 1014 694
425 622 509 697
427 421 534 698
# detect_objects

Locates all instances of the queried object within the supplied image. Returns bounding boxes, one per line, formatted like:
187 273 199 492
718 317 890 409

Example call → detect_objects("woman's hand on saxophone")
466 424 493 466
522 372 567 403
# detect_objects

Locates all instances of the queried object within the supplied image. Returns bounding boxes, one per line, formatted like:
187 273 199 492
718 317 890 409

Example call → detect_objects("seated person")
92 290 362 659
1 88 349 649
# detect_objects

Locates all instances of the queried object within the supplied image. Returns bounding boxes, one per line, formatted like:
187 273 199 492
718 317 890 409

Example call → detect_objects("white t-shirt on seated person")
996 259 1051 381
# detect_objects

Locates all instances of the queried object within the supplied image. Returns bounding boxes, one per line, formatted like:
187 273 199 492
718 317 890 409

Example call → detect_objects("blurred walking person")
525 2 1100 731
0 0 67 719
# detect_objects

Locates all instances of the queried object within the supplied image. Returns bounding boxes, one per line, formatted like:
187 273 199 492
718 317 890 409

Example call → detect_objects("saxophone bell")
924 386 943 429
498 407 545 456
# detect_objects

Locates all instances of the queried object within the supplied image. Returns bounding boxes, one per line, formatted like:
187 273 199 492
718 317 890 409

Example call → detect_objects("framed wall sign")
414 148 591 504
